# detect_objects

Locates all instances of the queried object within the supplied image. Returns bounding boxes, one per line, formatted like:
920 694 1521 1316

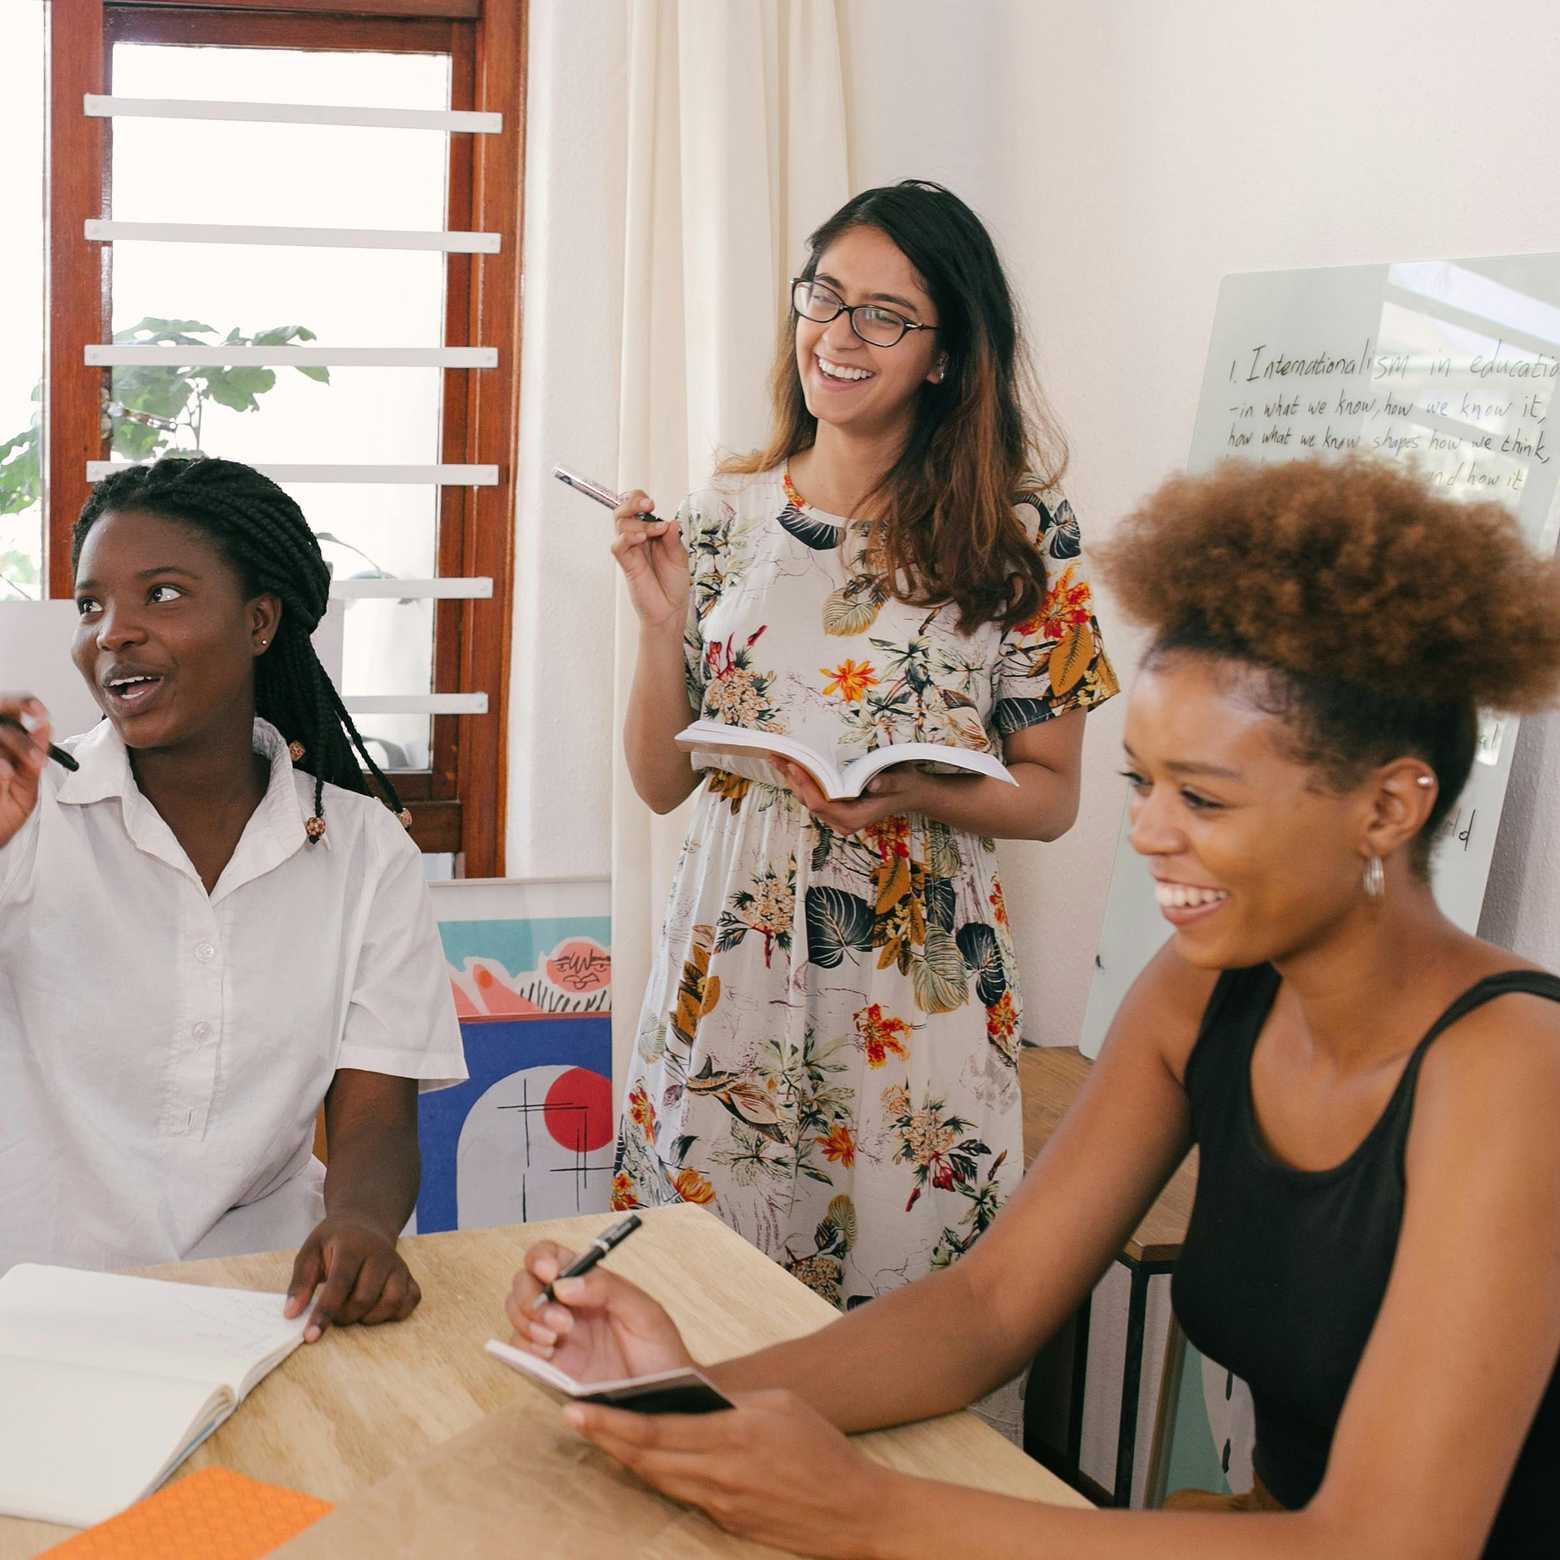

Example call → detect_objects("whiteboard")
1081 254 1560 1057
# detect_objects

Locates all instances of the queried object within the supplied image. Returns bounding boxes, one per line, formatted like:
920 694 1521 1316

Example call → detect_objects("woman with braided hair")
503 455 1559 1557
0 456 466 1341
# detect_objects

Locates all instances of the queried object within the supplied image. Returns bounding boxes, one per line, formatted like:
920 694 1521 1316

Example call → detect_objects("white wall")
987 0 1560 1043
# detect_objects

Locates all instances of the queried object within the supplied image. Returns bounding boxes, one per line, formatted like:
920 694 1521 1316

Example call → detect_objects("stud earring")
1415 775 1434 788
1362 854 1385 901
257 637 269 649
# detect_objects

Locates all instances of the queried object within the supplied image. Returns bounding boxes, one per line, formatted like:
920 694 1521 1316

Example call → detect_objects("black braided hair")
73 456 407 842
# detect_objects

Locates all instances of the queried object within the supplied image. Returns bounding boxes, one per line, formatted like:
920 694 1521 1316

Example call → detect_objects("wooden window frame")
47 0 523 875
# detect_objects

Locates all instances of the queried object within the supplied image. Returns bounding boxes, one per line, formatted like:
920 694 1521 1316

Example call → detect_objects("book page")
0 1354 229 1527
841 743 1016 794
0 1265 307 1397
675 722 842 795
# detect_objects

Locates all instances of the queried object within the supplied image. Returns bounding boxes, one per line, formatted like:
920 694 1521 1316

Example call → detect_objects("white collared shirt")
0 718 466 1274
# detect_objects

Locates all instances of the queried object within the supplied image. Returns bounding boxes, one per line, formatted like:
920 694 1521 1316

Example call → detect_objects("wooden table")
1 1205 1086 1560
1020 1046 1198 1507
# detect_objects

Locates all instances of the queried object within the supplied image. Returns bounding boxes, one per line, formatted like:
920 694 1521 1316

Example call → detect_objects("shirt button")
195 941 216 963
193 1021 212 1041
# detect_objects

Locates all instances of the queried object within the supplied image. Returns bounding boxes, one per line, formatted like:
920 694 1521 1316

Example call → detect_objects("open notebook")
0 1264 308 1528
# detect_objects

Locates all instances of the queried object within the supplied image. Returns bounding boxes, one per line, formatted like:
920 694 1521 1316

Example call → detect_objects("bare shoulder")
1419 962 1560 1095
1411 961 1560 1165
1102 939 1222 1086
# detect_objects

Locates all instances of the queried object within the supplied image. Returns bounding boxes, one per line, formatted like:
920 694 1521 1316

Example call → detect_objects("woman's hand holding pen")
0 695 52 848
507 1242 890 1556
505 1240 694 1384
610 490 689 633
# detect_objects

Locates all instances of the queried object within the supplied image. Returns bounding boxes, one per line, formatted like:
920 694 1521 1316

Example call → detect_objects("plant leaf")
777 504 842 551
992 697 1048 739
1048 624 1091 699
821 579 883 635
204 365 276 413
804 885 874 969
955 920 1007 1006
912 928 969 1013
924 875 957 935
925 821 963 878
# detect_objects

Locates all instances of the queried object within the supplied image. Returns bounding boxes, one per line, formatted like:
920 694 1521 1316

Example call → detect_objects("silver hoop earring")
1363 854 1385 901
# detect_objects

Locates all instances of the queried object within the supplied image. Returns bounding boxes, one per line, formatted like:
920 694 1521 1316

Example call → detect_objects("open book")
0 1264 309 1528
486 1338 733 1415
676 719 1017 801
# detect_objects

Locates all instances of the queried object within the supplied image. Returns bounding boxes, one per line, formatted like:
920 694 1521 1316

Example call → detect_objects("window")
0 3 47 603
41 0 524 874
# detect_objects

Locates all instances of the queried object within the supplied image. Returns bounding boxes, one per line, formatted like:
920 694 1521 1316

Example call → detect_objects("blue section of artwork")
416 1013 612 1233
437 916 612 974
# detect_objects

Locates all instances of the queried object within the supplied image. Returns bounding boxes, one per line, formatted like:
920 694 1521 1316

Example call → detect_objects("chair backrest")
0 599 346 740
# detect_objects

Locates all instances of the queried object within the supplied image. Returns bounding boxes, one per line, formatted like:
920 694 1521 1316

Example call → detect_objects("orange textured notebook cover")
41 1467 331 1559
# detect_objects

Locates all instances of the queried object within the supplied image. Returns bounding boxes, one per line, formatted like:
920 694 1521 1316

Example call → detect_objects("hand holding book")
673 720 1017 802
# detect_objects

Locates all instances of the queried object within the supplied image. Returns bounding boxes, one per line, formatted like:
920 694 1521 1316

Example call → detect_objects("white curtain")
609 0 850 1105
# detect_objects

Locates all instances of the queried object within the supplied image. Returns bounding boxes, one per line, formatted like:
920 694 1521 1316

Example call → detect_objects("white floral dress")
612 468 1117 1306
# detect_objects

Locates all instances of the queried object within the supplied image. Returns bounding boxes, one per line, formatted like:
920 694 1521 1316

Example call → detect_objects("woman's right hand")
611 490 689 634
505 1240 695 1386
0 696 51 849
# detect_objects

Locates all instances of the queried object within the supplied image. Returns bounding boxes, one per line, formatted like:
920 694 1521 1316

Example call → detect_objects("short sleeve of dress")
334 810 468 1090
990 489 1120 740
680 486 737 711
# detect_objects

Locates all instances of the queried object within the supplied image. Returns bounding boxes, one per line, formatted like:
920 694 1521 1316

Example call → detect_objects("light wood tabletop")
1 1205 1086 1560
1020 1045 1198 1264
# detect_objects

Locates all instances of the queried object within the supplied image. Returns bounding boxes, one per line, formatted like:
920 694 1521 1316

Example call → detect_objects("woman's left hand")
564 1388 894 1557
285 1215 421 1341
770 756 921 836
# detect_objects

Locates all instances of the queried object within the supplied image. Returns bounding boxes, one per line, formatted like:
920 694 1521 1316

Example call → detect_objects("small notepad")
486 1337 733 1414
0 1265 308 1528
39 1467 331 1558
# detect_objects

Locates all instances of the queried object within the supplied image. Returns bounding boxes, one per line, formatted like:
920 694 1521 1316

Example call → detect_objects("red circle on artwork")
543 1067 614 1153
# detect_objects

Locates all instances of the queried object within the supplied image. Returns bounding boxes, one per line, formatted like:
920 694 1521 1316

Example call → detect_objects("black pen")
531 1213 642 1311
0 714 78 773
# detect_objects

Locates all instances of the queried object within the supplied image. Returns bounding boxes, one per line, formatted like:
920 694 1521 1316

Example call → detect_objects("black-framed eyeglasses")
790 278 936 348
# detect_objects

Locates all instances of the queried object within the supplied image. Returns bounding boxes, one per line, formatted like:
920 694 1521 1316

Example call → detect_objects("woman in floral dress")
610 181 1116 1309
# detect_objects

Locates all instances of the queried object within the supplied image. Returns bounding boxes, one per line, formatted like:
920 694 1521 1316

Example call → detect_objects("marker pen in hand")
0 714 78 773
552 466 666 526
531 1214 642 1311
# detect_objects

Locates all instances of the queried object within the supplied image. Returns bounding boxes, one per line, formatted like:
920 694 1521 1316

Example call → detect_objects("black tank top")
1172 964 1560 1556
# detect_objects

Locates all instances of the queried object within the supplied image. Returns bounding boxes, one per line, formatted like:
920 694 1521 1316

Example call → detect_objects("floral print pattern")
613 469 1116 1306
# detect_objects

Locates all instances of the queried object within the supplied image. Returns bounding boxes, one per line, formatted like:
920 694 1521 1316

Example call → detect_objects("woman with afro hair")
502 454 1559 1558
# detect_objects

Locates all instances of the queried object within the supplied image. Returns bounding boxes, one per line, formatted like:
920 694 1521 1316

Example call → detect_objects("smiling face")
1121 652 1382 969
794 224 942 443
71 507 280 753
